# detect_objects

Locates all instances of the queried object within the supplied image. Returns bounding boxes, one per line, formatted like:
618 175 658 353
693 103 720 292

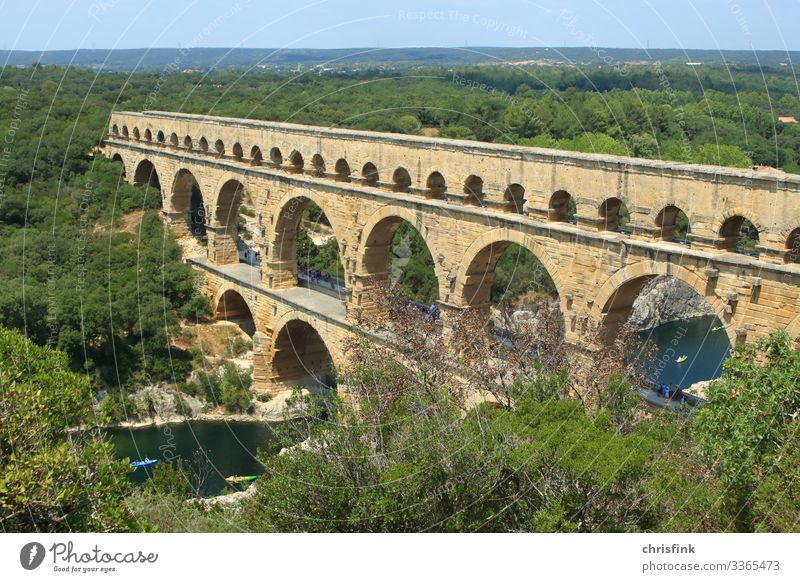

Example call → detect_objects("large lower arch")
268 315 337 393
267 189 346 290
355 206 446 318
110 153 126 177
206 177 246 264
592 261 732 346
213 287 257 338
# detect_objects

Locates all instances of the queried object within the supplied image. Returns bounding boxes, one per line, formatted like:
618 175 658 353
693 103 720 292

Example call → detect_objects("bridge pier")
207 223 239 265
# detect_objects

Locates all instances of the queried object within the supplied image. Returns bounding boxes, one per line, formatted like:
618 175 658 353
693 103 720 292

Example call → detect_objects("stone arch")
598 196 629 232
592 261 733 347
214 139 225 158
549 190 576 223
334 158 351 181
232 142 244 161
785 227 800 264
132 127 140 140
288 150 304 173
311 154 325 176
454 228 566 314
267 189 347 290
213 177 245 229
504 183 526 214
654 204 691 241
183 135 193 150
199 137 209 153
213 287 257 338
390 167 412 193
361 162 379 186
425 171 446 199
110 123 119 136
110 153 126 177
121 125 129 138
356 205 446 313
250 145 263 166
269 147 283 166
268 314 338 393
463 175 484 205
133 158 160 189
169 132 179 149
170 168 206 238
143 128 152 142
156 130 165 145
717 212 761 253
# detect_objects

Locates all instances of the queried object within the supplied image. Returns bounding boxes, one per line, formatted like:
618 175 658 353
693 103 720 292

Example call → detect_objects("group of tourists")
656 382 685 402
299 264 335 285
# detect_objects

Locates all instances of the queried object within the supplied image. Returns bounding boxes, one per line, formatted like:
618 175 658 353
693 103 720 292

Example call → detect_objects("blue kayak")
130 459 158 468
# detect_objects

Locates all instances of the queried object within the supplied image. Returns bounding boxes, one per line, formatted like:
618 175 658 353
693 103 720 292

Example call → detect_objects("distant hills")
1 47 797 72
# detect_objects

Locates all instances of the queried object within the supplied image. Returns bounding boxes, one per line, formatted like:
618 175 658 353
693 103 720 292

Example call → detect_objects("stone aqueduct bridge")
105 111 800 393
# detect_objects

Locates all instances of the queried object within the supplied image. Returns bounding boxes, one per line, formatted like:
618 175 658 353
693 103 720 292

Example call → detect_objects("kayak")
712 325 724 332
225 475 258 484
130 459 158 468
675 355 688 363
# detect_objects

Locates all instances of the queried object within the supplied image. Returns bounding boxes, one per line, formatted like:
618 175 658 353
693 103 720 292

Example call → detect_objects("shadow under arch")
213 288 256 338
171 168 207 239
133 158 160 190
270 317 336 394
110 153 126 177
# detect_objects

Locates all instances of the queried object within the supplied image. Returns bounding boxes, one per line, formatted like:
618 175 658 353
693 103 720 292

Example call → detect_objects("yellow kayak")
675 355 688 364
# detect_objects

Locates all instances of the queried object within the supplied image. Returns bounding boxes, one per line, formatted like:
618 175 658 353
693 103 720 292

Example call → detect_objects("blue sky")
1 0 798 52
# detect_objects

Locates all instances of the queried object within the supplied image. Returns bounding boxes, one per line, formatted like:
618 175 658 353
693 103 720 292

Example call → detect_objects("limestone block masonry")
106 110 800 394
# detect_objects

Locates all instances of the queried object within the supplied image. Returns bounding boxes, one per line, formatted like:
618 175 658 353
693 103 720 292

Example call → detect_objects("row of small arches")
113 128 800 262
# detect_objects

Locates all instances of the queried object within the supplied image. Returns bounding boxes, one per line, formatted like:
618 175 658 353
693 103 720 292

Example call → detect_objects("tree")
693 331 800 531
0 326 137 532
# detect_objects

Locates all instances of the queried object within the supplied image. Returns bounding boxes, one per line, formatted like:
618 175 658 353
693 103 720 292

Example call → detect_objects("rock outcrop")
628 276 714 330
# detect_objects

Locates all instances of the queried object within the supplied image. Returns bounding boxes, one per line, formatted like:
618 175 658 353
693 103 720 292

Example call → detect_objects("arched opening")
132 127 140 140
156 130 165 145
111 153 125 177
392 167 412 193
362 162 379 187
269 147 283 166
214 289 256 338
719 215 760 256
334 158 351 182
121 125 129 138
143 129 152 142
183 135 193 150
169 132 179 149
232 143 244 162
598 197 630 233
464 175 484 205
171 169 206 240
459 240 563 341
199 137 209 153
111 124 119 136
549 190 577 223
311 154 325 176
786 227 800 264
601 275 731 389
215 179 245 230
271 197 345 297
504 184 526 214
271 320 335 393
288 150 304 173
250 146 263 166
655 205 691 242
214 139 225 158
133 159 160 190
361 216 439 306
426 171 446 199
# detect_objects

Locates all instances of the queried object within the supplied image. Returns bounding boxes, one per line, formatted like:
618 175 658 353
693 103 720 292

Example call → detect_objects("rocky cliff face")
628 276 714 330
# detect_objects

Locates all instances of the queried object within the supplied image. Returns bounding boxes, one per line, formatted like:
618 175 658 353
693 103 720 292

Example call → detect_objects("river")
634 314 731 389
106 420 298 496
